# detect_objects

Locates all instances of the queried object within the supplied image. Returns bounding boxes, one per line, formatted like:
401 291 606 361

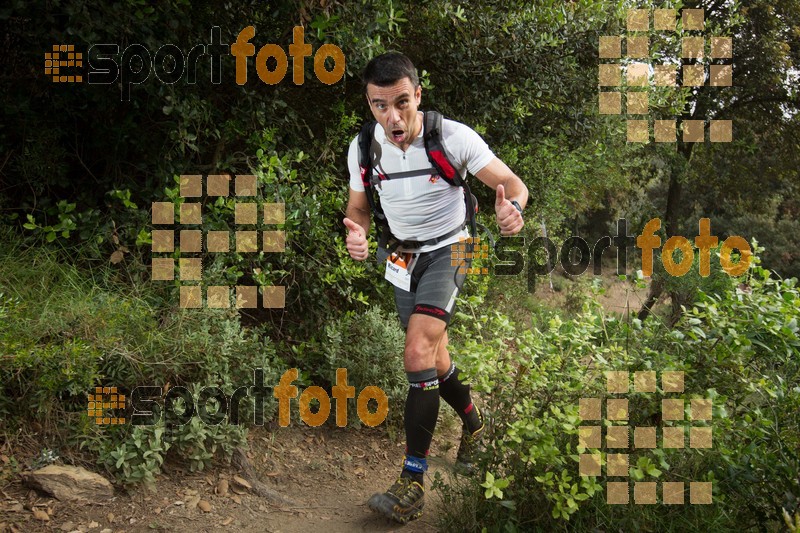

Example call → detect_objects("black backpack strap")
357 120 388 227
423 110 478 241
423 111 462 187
357 120 377 189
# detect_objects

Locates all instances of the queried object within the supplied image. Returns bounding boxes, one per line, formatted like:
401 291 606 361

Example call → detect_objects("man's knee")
404 338 437 372
404 315 446 372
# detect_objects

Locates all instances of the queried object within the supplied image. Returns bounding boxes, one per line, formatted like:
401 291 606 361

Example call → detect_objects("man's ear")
415 84 422 104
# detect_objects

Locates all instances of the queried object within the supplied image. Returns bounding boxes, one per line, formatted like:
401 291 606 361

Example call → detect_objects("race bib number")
385 253 414 291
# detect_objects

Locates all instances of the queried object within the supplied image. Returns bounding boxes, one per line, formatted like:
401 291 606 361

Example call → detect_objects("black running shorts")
378 244 469 328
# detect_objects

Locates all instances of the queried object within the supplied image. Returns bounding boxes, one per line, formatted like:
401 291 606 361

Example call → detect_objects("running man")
343 52 527 523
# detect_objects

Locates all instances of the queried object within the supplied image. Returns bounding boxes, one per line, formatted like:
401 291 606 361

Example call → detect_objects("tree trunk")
638 143 691 322
637 277 664 322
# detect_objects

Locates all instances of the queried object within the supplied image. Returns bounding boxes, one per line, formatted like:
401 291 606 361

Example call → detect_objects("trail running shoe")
367 476 424 523
455 406 485 474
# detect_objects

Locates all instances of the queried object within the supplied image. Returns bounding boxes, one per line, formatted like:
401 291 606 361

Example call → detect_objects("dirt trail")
1 421 464 532
1 276 652 533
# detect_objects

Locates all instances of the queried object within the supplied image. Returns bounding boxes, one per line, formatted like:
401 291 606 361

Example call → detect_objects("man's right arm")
343 188 371 261
344 138 372 261
345 188 371 233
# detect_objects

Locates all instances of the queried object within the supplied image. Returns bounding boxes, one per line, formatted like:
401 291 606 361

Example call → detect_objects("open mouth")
391 129 405 142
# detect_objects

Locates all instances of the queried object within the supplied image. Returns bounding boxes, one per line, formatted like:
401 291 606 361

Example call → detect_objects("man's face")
365 78 422 150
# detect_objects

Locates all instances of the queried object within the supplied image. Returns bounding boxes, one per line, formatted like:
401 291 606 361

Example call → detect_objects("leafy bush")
93 410 248 489
322 306 408 430
437 248 798 531
711 212 800 280
445 295 606 528
652 241 739 325
672 252 799 524
0 231 280 485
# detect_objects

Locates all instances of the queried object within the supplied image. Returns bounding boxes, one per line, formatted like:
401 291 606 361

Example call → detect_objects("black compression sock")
438 363 482 434
403 368 440 482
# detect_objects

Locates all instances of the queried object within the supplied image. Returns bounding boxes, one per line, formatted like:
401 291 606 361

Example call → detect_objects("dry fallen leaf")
32 509 49 522
232 476 252 490
221 517 233 526
187 495 201 510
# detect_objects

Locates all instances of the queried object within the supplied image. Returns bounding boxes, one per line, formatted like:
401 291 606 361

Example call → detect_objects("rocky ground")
0 417 468 532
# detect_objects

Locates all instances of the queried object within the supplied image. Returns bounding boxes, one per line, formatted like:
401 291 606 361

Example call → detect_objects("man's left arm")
474 157 528 236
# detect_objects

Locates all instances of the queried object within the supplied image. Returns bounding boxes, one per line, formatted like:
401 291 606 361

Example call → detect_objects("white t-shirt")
348 113 495 253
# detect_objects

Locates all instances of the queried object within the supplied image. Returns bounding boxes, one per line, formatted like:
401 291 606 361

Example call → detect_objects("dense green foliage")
440 249 799 531
0 228 276 485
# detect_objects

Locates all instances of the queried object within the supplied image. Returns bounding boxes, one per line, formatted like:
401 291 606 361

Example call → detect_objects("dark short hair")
362 52 419 91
